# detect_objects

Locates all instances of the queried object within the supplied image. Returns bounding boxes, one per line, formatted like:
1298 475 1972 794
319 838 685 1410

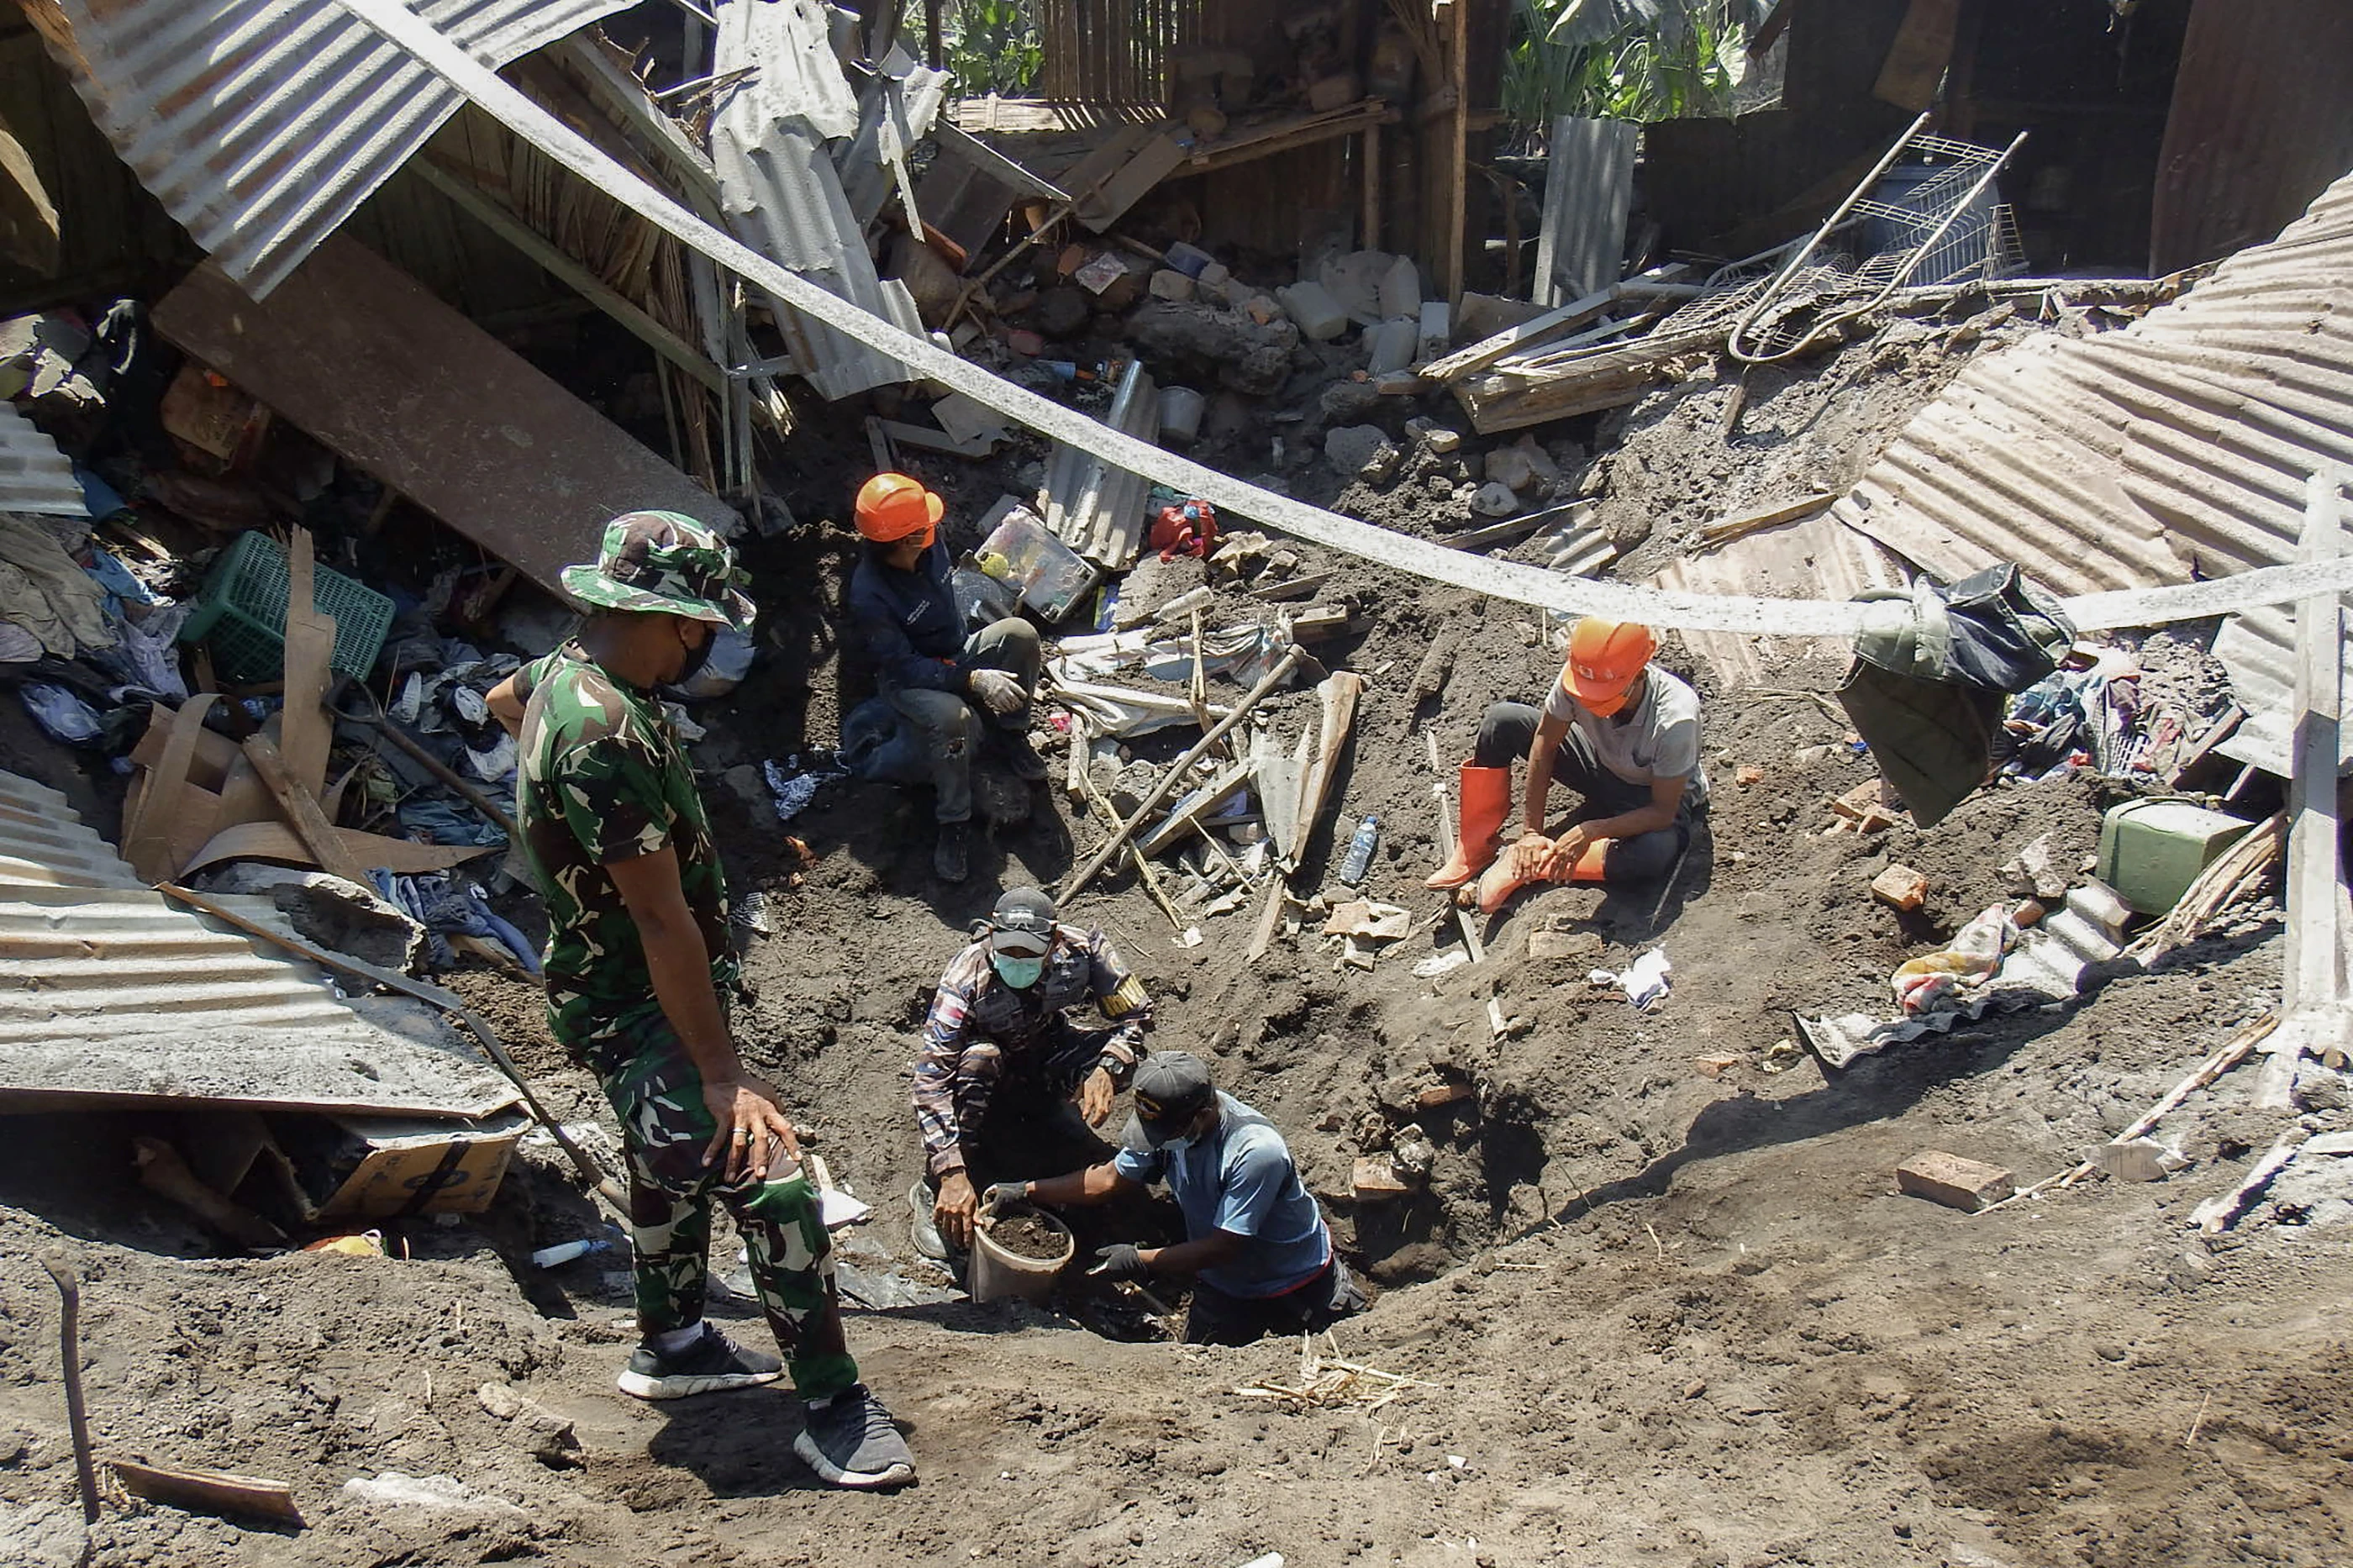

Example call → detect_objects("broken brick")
1692 1053 1744 1078
1871 864 1928 911
1351 1157 1416 1201
1735 765 1766 787
1896 1150 2014 1213
1414 1081 1475 1110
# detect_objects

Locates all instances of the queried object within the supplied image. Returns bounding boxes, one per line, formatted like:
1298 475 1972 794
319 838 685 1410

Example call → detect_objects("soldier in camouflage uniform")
490 512 913 1491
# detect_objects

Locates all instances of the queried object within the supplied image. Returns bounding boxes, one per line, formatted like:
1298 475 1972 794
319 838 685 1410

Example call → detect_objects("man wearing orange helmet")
1426 617 1704 908
846 472 1046 882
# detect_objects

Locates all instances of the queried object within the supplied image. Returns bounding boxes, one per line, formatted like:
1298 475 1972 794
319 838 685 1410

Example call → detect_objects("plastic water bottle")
1339 815 1381 886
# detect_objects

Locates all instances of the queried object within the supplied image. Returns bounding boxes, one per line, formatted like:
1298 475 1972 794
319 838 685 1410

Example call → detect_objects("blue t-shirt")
1114 1093 1330 1299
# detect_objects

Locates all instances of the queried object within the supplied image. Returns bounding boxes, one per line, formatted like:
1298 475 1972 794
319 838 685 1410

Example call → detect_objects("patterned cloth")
598 1018 858 1399
913 923 1151 1176
560 510 754 629
516 645 734 1046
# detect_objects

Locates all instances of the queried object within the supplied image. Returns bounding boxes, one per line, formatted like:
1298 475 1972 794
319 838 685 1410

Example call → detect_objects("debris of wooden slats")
1694 490 1835 552
1450 324 1729 435
1136 760 1255 857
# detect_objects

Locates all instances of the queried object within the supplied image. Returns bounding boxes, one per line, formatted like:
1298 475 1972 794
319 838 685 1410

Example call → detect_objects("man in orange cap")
1426 617 1704 908
846 472 1045 883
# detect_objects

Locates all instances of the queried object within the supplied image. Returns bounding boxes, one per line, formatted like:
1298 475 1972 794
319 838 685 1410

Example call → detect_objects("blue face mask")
991 952 1045 989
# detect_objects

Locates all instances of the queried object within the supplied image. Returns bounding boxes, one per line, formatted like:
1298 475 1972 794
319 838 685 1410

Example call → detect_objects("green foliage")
942 0 1042 97
1503 0 1761 135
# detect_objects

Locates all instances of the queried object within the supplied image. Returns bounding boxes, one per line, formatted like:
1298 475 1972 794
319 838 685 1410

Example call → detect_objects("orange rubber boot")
1425 766 1513 891
1474 834 1611 913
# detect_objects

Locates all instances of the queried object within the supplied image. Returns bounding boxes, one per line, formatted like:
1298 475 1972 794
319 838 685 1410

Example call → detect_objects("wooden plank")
875 418 997 458
1694 490 1837 550
1532 116 1637 306
240 734 372 887
152 237 734 596
110 1460 303 1528
412 156 725 394
1136 760 1254 858
1874 0 1963 112
1421 286 1619 381
277 529 337 802
2280 472 2351 1020
1439 0 1469 307
124 697 219 884
1077 132 1187 233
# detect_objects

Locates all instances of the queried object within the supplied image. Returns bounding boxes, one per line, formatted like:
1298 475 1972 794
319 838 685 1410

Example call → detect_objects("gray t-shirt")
1543 665 1708 802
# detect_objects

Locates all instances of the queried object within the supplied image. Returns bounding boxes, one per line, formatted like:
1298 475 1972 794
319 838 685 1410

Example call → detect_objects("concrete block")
1277 280 1348 341
1871 863 1928 910
1897 1150 2015 1213
1149 268 1196 302
1365 318 1419 375
1198 261 1232 292
1378 255 1420 320
1417 300 1450 360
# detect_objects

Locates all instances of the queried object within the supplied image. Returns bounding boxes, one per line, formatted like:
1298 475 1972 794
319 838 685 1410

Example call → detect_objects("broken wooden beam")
111 1460 305 1528
1136 760 1255 858
240 734 371 886
1061 645 1309 901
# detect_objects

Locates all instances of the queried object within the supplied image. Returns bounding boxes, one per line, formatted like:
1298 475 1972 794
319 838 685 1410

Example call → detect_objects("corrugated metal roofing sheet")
0 768 517 1118
1652 510 1907 687
709 0 917 401
35 0 630 299
0 403 88 518
1828 165 2353 775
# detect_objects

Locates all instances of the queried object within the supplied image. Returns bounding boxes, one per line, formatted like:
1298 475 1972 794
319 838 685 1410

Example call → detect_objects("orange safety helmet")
855 472 945 545
1559 617 1656 717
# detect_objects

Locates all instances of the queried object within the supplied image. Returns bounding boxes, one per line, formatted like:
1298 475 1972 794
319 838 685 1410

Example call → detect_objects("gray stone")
1482 444 1535 493
1319 378 1383 423
1325 424 1392 478
1472 481 1519 517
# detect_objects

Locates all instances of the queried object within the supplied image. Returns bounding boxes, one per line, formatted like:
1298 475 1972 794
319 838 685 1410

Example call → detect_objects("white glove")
966 668 1026 715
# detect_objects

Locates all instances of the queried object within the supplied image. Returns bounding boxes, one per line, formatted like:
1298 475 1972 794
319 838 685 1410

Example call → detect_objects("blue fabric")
1114 1093 1329 1299
81 545 154 618
846 537 966 694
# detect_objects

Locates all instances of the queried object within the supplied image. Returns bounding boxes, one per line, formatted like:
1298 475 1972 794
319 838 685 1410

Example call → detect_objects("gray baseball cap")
1129 1051 1215 1146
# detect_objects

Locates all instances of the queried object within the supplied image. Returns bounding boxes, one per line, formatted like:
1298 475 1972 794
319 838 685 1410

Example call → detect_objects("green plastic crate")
178 531 396 684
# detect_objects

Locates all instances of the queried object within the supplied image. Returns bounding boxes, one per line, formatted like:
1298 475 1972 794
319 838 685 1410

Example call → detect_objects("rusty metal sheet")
34 0 631 299
2150 0 2353 275
1652 512 1908 688
0 402 87 517
151 235 736 594
0 768 518 1119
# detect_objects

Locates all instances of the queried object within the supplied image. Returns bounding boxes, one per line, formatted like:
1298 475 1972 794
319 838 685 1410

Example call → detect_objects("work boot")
794 1383 917 1489
934 820 970 882
1425 766 1513 891
908 1179 947 1261
615 1324 782 1401
1000 728 1051 782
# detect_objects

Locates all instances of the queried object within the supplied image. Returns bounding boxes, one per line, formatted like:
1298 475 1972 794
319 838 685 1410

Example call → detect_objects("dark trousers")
886 618 1042 823
935 1021 1122 1192
1472 701 1692 883
1183 1257 1368 1347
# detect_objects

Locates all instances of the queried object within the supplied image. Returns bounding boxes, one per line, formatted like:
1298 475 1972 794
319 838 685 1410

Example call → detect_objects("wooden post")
1361 122 1382 253
240 734 373 886
1442 0 1469 308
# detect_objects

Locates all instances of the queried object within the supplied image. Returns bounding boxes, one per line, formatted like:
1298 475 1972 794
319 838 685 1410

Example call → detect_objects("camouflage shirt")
516 644 734 1048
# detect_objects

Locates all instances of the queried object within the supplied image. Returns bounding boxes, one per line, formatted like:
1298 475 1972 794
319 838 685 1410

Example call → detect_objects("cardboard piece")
291 1111 531 1220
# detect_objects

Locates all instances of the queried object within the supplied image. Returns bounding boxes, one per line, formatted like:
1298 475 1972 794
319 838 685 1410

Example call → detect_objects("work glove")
1087 1243 1150 1283
981 1180 1029 1213
966 667 1026 716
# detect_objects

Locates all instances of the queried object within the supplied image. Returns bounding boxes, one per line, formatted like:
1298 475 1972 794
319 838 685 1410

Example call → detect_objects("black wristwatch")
1095 1053 1132 1087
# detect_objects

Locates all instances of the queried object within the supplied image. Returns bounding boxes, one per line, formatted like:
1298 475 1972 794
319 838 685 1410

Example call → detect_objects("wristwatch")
1094 1053 1133 1087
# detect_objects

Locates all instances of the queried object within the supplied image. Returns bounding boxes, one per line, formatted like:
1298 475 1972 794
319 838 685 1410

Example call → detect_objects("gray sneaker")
908 1179 947 1261
794 1384 915 1489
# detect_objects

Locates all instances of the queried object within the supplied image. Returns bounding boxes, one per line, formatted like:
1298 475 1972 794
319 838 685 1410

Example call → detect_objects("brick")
1871 863 1928 911
1414 1081 1475 1110
1692 1053 1744 1078
1351 1156 1415 1200
1148 268 1196 302
1734 764 1766 787
1896 1150 2014 1213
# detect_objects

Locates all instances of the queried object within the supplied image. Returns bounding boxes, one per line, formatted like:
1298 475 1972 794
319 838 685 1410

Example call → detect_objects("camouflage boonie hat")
560 511 755 631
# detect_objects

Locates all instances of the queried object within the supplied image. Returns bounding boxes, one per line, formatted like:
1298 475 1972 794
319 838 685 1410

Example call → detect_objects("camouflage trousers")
592 1023 860 1400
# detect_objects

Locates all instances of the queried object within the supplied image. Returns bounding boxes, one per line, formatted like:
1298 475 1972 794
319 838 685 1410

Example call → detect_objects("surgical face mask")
990 951 1045 989
673 622 714 687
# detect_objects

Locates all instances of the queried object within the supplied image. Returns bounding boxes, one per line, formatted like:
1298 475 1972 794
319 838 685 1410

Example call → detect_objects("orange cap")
1559 618 1656 716
855 472 945 545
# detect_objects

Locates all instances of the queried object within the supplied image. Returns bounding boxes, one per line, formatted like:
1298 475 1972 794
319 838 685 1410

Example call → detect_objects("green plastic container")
2097 799 2255 915
178 531 396 684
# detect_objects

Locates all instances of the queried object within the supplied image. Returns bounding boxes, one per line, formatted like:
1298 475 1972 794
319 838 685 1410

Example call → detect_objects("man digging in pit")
846 470 1048 883
1427 616 1707 911
493 512 914 1491
999 1051 1366 1346
908 886 1150 1262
